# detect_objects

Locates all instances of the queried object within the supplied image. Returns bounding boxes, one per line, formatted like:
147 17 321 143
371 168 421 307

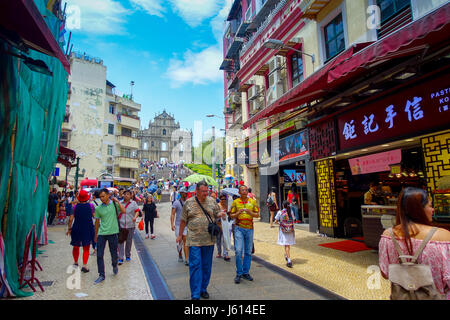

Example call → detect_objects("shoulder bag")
195 197 221 240
388 227 444 300
114 202 129 244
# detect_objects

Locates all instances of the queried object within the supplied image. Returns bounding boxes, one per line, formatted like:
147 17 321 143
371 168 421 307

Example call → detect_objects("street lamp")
263 39 315 65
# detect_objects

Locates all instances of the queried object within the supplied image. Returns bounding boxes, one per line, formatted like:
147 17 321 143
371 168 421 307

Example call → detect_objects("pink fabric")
379 235 450 299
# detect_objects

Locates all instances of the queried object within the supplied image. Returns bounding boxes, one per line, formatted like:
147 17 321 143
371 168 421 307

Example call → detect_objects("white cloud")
129 0 165 17
66 0 130 35
169 0 223 27
165 46 223 88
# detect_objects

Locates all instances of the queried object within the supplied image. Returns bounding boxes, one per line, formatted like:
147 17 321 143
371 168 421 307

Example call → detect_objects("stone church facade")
138 110 192 163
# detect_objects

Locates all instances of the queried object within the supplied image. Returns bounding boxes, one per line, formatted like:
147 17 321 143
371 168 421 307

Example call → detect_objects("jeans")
96 234 118 277
118 227 134 260
216 230 228 257
234 226 254 276
189 246 214 299
145 217 155 235
291 205 300 221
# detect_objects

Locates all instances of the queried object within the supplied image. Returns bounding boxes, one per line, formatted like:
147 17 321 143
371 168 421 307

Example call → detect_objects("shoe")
81 267 90 273
216 254 223 258
113 266 118 275
287 262 293 268
200 291 209 299
118 259 123 265
178 256 184 263
185 260 189 266
242 274 253 281
234 275 241 284
151 235 156 239
126 257 131 262
145 234 149 239
94 276 105 284
224 256 230 261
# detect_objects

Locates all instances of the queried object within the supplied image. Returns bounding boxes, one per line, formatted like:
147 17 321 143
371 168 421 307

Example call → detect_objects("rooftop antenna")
130 81 135 100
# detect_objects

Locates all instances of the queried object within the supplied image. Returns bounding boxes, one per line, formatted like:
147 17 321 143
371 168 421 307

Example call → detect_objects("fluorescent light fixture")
405 139 414 142
361 149 369 152
395 72 416 80
382 144 390 147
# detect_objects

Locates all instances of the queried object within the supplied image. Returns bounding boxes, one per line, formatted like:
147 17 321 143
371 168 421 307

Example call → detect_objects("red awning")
57 146 76 168
242 3 450 129
242 42 373 129
0 0 70 74
327 3 450 86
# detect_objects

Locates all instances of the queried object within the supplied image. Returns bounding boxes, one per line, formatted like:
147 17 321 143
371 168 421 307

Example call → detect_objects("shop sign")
349 149 402 175
234 146 249 165
337 73 450 151
277 130 309 162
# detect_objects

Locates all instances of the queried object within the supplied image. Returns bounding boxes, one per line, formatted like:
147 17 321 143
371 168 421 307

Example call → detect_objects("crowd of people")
47 175 450 300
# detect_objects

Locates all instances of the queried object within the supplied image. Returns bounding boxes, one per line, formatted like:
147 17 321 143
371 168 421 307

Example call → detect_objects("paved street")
135 200 339 300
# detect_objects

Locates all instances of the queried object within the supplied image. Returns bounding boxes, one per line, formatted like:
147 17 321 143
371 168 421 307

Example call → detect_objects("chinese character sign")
348 149 402 175
337 73 450 151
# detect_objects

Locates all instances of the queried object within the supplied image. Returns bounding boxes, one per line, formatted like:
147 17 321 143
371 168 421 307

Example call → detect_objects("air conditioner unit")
248 85 261 101
266 83 284 106
231 93 242 104
268 56 283 73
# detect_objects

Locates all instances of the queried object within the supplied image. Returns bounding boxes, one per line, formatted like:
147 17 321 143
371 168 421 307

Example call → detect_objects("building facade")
220 0 450 240
138 110 192 163
57 52 141 187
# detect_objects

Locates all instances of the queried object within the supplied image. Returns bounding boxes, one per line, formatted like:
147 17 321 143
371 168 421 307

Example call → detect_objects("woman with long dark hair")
143 195 158 239
288 183 301 223
275 200 296 268
378 187 450 299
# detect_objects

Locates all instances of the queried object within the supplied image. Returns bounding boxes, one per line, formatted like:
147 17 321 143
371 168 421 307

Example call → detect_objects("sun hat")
77 190 90 202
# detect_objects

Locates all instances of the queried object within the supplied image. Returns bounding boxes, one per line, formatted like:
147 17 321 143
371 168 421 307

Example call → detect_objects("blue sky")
65 0 232 146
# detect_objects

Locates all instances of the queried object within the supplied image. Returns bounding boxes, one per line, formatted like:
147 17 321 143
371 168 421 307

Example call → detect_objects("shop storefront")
310 68 450 244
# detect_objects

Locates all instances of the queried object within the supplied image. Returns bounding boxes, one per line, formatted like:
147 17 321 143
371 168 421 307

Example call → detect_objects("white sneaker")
145 234 149 239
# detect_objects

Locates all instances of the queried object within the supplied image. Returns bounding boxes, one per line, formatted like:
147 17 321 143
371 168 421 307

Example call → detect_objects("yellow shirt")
231 197 259 229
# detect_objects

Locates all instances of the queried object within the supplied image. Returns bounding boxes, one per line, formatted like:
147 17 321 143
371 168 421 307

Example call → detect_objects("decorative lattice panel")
315 158 338 228
309 120 337 161
421 131 450 193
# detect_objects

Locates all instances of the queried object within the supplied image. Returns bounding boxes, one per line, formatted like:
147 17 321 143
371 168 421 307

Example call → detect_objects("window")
108 124 114 135
109 104 115 114
161 142 167 151
290 53 304 87
163 129 167 136
121 148 131 158
151 141 154 147
324 13 345 61
107 145 113 156
121 127 132 137
377 0 410 23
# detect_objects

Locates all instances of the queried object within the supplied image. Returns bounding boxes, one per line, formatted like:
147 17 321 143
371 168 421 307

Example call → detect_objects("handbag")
195 197 221 239
388 227 444 300
138 219 144 231
114 202 129 244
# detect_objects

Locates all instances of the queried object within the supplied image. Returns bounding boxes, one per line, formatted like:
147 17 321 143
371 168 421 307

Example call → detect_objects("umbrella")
220 188 240 197
224 174 233 179
107 187 118 192
183 174 218 186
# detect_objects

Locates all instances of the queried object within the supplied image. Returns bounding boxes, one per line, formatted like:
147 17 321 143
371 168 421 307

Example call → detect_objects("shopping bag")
138 219 144 231
221 217 232 251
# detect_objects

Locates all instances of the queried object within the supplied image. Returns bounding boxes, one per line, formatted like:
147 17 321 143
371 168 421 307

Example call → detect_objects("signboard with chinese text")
338 73 450 151
349 149 402 175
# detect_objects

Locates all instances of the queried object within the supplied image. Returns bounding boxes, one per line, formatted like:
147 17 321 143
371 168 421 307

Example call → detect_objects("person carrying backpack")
266 187 278 228
378 187 450 300
275 200 296 268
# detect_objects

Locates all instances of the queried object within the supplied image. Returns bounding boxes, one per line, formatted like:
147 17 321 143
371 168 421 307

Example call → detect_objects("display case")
360 205 396 249
433 190 450 222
